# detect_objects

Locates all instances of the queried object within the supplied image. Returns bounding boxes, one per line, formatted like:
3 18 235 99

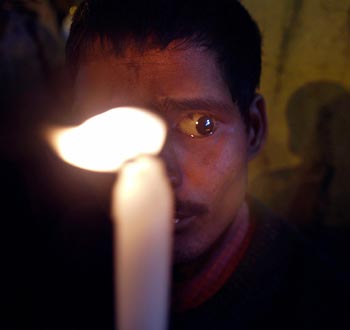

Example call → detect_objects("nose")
159 135 182 189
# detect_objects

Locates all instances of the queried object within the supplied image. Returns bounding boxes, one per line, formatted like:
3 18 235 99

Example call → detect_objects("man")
36 0 347 329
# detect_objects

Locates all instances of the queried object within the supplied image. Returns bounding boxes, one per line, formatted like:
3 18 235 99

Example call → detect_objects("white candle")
113 155 172 330
47 107 172 330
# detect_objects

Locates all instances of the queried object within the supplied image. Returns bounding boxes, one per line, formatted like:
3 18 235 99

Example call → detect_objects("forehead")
73 41 235 118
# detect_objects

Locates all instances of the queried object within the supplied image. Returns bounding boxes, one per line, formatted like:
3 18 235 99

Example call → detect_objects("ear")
247 94 268 160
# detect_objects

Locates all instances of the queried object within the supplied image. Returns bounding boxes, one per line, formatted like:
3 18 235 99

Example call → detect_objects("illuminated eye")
177 114 216 138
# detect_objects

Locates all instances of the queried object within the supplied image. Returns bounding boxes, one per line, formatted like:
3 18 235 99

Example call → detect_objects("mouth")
173 214 196 224
173 200 208 230
173 215 197 231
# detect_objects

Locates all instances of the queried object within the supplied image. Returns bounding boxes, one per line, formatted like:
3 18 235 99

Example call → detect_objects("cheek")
179 131 248 202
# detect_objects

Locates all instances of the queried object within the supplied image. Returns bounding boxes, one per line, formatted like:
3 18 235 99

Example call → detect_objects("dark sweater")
171 199 349 330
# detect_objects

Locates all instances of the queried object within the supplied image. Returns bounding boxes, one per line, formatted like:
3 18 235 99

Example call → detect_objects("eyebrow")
153 97 236 115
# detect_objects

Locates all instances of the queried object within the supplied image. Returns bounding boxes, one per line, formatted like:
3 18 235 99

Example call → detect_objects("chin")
173 249 197 265
172 234 211 265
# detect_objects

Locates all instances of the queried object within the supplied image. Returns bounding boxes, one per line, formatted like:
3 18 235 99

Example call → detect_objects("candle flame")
48 107 167 172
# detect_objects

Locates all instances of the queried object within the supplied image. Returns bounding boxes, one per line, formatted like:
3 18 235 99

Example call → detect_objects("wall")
243 0 350 226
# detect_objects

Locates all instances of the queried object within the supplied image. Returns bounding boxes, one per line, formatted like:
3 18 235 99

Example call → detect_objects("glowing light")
48 107 167 172
47 106 172 330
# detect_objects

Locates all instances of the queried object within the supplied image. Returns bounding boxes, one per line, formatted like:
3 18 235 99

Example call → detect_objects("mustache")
175 199 209 217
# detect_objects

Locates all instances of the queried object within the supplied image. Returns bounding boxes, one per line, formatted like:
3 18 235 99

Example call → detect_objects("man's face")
73 41 253 264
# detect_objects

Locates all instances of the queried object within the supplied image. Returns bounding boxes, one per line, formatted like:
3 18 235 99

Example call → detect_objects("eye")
177 113 217 138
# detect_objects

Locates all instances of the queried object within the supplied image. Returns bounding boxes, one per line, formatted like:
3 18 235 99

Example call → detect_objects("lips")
173 214 195 226
173 214 197 232
173 200 209 228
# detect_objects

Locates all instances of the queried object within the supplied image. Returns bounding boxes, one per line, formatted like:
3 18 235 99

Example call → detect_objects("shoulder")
171 198 349 330
245 197 350 330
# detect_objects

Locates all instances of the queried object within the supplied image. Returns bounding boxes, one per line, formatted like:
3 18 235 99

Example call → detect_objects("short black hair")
66 0 262 118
